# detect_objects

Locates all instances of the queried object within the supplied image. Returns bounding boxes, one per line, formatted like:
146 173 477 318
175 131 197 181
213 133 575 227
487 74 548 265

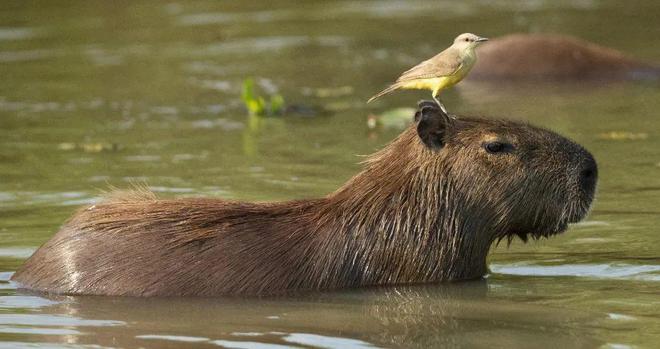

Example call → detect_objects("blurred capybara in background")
469 33 658 81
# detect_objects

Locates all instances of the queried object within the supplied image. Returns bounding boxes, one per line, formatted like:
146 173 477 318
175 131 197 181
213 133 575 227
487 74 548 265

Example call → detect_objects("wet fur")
12 103 596 296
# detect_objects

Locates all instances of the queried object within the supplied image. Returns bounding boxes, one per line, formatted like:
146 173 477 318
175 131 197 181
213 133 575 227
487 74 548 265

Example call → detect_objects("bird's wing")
396 48 462 82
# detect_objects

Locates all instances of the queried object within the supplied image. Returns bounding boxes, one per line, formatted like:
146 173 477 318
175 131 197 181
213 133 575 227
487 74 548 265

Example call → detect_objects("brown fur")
469 33 657 80
11 102 597 296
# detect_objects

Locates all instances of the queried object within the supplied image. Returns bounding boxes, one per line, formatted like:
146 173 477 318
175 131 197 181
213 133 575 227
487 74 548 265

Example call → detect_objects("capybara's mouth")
567 202 593 224
505 223 567 244
500 198 592 245
565 192 595 225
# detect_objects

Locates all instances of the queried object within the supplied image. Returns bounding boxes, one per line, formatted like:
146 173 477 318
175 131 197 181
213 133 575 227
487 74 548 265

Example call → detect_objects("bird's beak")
476 37 489 43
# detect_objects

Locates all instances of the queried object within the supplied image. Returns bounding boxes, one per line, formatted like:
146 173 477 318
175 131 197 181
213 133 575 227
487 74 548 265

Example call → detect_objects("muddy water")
1 0 659 348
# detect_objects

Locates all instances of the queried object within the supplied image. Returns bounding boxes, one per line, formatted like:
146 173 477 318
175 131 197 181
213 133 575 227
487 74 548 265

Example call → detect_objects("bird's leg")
432 94 448 114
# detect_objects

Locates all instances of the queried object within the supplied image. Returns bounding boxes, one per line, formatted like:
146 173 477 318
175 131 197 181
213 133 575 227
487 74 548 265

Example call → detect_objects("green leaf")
240 78 286 117
241 78 255 104
270 94 285 115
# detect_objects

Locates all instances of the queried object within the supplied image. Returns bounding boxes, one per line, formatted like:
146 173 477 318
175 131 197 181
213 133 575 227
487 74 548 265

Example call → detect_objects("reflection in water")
1 281 604 349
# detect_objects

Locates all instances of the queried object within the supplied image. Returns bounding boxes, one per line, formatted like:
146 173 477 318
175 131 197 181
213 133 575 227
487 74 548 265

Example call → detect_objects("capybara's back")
12 190 326 296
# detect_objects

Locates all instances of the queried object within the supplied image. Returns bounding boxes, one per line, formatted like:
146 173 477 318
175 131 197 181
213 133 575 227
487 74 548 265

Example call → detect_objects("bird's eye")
464 38 469 42
484 142 511 154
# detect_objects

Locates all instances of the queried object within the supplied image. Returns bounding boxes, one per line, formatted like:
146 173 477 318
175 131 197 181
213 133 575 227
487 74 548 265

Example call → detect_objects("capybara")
11 101 598 296
469 33 658 80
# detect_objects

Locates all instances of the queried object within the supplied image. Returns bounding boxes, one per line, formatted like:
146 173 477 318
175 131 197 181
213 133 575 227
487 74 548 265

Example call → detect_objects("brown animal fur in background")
11 101 598 296
469 33 658 80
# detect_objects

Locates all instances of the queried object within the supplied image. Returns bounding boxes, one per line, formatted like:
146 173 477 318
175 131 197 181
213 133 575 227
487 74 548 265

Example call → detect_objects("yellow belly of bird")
399 52 475 97
400 74 465 96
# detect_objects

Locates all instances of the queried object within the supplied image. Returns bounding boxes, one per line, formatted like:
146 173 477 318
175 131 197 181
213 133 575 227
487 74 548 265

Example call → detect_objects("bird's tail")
367 83 402 103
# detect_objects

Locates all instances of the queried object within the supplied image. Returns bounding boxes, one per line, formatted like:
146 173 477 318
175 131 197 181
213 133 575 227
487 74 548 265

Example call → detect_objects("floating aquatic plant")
241 78 285 116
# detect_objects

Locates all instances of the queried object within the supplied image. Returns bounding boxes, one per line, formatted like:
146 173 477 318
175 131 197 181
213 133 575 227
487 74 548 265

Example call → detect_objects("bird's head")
453 33 488 51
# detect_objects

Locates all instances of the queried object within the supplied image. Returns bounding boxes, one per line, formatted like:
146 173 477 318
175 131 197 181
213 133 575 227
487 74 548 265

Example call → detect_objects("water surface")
1 0 659 348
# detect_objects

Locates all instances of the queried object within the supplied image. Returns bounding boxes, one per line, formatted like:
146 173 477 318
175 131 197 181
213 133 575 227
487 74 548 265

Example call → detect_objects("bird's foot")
418 99 447 113
416 100 456 121
432 98 449 114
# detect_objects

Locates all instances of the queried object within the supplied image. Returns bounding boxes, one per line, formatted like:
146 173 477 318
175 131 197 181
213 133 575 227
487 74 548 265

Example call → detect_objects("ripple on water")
136 335 210 342
0 49 61 63
0 296 58 309
0 272 14 281
0 192 17 202
0 191 99 207
202 36 349 55
190 118 244 130
175 3 477 25
172 153 209 162
0 248 34 259
124 155 162 162
571 220 610 227
283 333 380 349
22 191 90 206
147 186 195 193
0 314 124 327
0 272 15 290
137 332 380 349
0 326 80 335
177 10 298 26
0 343 116 349
210 341 295 349
0 27 39 40
491 263 660 281
603 344 635 349
608 313 637 321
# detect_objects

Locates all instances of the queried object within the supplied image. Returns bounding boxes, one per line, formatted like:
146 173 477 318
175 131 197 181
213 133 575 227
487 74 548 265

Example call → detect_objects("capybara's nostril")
581 168 594 180
579 156 598 193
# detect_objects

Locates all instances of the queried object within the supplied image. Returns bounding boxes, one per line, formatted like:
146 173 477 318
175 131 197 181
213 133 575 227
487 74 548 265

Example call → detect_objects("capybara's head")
414 101 597 243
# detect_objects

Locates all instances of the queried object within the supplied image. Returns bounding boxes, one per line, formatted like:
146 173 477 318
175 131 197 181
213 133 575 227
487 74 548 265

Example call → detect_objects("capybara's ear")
416 103 450 149
414 100 440 121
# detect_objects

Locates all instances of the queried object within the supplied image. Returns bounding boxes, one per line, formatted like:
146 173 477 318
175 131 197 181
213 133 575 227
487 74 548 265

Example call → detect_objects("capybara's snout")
578 151 598 196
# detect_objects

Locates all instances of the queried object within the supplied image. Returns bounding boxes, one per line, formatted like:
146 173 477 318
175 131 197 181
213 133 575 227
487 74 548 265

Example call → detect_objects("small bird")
368 33 488 113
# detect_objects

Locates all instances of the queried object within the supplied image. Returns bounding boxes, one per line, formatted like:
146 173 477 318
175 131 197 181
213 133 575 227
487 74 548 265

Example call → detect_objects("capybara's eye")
484 142 509 154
